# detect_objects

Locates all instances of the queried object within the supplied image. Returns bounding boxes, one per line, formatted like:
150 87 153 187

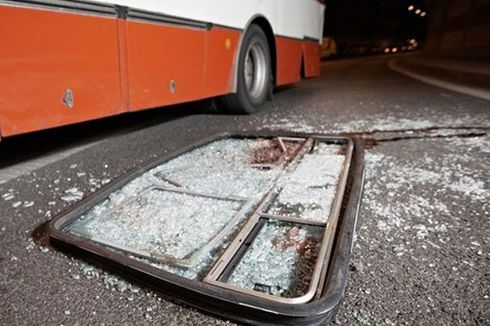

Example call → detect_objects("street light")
415 9 421 14
420 11 427 17
408 5 414 11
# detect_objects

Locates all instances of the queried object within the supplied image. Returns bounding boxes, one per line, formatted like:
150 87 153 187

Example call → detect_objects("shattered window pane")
225 219 324 298
68 187 244 261
62 137 347 283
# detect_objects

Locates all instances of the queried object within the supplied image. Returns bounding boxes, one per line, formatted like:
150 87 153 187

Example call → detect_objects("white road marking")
0 141 99 185
388 59 490 101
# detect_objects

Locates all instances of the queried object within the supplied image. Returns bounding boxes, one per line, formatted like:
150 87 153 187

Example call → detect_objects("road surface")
1 55 489 325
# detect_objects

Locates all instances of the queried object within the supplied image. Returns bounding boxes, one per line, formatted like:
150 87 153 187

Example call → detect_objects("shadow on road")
0 103 200 169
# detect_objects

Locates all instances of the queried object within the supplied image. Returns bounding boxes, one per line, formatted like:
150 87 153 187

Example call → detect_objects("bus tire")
218 24 272 114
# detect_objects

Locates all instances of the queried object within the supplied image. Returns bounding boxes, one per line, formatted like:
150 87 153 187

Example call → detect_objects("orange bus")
0 0 325 138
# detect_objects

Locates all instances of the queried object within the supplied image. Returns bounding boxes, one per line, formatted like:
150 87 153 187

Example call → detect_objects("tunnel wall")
425 0 490 60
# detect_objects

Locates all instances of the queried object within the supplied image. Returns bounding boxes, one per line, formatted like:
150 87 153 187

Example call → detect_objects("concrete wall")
425 0 490 60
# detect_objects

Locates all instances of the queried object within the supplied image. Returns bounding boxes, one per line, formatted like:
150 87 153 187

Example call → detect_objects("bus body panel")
0 5 122 137
202 27 241 97
126 22 241 111
126 20 206 111
276 37 303 86
303 41 322 78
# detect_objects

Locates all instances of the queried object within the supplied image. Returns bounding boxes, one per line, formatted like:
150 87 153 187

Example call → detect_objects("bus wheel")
218 25 272 114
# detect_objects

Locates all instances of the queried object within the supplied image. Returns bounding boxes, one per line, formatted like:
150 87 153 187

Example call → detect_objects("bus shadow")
0 85 298 172
0 104 199 170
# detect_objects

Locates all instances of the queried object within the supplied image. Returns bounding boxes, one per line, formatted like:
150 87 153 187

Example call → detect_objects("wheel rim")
244 42 267 100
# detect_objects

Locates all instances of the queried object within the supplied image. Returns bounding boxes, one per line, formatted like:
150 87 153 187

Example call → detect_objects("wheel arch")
230 15 276 92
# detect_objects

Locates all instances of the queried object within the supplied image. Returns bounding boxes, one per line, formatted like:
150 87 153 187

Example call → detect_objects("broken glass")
68 187 248 263
267 142 346 222
61 137 348 286
225 219 324 298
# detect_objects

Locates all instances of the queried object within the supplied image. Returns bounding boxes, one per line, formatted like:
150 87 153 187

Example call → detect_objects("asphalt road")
1 55 489 325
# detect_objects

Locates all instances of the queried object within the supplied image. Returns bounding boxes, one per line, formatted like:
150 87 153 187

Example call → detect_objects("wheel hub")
244 42 267 100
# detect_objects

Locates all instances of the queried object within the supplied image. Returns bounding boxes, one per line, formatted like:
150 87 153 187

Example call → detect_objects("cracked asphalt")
1 55 489 325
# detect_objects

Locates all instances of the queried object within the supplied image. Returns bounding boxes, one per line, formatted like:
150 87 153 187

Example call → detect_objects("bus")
0 0 325 138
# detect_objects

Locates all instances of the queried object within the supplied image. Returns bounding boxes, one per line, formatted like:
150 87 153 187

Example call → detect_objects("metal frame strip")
127 8 212 29
204 137 314 281
0 0 116 15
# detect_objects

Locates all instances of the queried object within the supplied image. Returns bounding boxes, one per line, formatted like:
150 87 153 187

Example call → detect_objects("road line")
0 141 100 184
388 59 490 101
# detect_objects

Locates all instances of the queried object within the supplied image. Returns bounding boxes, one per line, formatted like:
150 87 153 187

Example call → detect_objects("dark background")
323 0 429 57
